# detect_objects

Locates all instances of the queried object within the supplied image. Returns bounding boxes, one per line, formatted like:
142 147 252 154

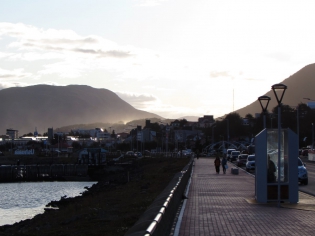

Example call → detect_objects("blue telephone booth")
255 128 298 203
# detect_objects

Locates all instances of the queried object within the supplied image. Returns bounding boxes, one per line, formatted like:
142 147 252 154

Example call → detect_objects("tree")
22 132 34 137
179 119 188 127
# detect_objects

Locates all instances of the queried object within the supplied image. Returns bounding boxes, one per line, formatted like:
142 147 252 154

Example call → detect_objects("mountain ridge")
235 63 315 117
0 85 162 135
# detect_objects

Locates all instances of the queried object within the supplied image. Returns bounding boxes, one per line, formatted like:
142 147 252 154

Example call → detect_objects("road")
231 156 315 196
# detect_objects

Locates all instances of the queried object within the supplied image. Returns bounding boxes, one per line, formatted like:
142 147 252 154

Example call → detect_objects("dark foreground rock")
0 157 190 236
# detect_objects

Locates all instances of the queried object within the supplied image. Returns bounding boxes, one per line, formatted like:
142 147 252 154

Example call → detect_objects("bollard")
231 167 239 175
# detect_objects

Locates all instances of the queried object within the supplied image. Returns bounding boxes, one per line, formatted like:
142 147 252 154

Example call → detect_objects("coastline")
0 157 190 236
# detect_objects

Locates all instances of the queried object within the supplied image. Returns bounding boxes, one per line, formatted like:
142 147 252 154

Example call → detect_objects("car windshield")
240 156 247 159
248 156 255 161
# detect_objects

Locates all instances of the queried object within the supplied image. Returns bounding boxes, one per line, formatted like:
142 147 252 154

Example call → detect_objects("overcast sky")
1 0 314 119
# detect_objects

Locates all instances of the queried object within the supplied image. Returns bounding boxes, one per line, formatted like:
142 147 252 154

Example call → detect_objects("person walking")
214 156 221 174
221 156 227 174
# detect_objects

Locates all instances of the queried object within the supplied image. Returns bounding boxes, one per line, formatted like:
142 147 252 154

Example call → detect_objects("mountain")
235 63 315 117
178 116 199 122
0 85 162 135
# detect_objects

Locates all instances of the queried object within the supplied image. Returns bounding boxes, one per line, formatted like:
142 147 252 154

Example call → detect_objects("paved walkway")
176 157 315 236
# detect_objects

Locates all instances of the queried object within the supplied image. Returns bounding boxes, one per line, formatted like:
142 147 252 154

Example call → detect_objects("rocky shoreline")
0 157 190 236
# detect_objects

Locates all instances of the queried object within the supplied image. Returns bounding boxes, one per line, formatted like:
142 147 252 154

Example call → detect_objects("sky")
1 0 315 120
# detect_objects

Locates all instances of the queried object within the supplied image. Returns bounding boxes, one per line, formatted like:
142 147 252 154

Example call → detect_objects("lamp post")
312 123 314 150
271 83 287 208
258 96 271 129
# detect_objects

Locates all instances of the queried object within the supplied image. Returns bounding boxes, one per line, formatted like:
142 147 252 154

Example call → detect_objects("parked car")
246 155 255 172
207 150 216 156
236 154 248 167
124 151 135 158
113 155 124 162
229 151 240 162
226 149 236 160
134 152 143 158
298 157 308 185
300 149 309 157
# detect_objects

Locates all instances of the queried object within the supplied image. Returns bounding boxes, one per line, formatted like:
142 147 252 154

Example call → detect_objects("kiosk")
255 128 298 203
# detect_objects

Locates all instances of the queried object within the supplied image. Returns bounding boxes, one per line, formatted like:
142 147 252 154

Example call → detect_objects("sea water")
0 181 96 226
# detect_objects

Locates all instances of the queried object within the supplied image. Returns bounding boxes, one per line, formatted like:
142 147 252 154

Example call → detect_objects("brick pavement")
176 157 315 236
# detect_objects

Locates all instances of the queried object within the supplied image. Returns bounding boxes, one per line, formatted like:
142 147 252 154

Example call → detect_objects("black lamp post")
271 83 287 208
258 95 271 129
312 123 314 150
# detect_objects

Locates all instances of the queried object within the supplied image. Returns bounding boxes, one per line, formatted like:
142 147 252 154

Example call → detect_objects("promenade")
175 157 315 236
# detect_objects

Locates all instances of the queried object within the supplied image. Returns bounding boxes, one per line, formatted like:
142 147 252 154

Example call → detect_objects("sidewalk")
175 157 315 236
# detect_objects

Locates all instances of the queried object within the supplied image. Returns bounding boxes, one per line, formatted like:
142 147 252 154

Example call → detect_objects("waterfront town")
0 115 219 159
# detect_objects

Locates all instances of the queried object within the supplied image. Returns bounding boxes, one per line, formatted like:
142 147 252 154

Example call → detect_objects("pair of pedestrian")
214 156 227 174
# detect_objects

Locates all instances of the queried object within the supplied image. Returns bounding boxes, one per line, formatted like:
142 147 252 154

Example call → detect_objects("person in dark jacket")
221 157 227 174
214 156 221 174
267 155 276 182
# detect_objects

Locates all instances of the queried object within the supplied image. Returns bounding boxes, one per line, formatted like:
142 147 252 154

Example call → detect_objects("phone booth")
255 128 298 203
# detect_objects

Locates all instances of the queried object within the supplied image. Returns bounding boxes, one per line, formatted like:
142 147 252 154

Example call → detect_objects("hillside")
235 63 315 117
0 85 162 135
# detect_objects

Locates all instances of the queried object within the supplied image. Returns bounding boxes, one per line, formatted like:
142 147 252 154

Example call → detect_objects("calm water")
0 181 96 226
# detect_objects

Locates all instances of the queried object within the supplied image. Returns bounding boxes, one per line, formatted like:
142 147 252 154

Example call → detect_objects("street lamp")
312 123 314 150
258 95 271 129
271 83 287 208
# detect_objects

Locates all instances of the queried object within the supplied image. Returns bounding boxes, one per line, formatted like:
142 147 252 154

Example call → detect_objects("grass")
0 157 191 236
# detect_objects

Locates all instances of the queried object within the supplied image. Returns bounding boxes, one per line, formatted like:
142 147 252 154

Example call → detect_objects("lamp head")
258 95 271 112
271 83 287 105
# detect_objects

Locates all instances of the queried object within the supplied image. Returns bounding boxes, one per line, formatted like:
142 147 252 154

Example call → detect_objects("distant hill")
0 85 162 135
235 63 315 117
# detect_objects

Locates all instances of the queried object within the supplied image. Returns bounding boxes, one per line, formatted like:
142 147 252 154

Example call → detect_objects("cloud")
116 92 158 109
0 67 33 79
0 22 144 79
73 48 131 58
210 71 231 78
1 23 133 59
266 52 291 62
134 0 169 7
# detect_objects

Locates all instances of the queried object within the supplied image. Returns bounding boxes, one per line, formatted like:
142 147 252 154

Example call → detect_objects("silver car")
245 155 255 172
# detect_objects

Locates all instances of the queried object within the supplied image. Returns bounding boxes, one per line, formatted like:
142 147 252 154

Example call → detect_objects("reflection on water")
0 182 96 226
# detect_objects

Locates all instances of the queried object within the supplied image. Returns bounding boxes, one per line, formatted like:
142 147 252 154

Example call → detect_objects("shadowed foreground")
0 157 190 236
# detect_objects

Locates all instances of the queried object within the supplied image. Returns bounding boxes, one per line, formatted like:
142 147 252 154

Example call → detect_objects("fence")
125 157 193 236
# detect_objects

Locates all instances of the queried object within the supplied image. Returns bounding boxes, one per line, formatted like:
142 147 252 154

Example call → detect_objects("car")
246 155 255 172
236 154 248 167
207 150 216 156
134 152 143 158
226 149 236 160
229 151 240 162
124 151 135 158
298 157 308 185
113 155 124 162
300 149 309 157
